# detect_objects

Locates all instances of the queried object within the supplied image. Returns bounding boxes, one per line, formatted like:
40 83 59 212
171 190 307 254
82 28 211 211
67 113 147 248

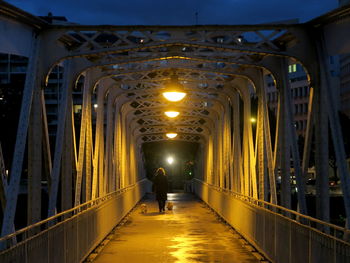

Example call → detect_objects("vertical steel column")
256 89 266 200
226 101 233 190
243 100 250 196
214 119 220 187
225 101 232 190
28 72 42 224
242 87 257 198
74 73 90 206
232 91 243 193
48 59 73 217
104 91 114 193
281 59 307 214
1 35 40 237
41 91 52 191
114 105 121 189
61 90 74 211
260 71 277 204
232 91 243 194
207 136 214 185
117 111 123 188
121 111 127 187
219 110 225 188
276 59 291 209
314 79 329 221
221 109 226 188
256 70 277 202
92 85 107 199
74 73 92 203
112 104 119 191
85 77 93 201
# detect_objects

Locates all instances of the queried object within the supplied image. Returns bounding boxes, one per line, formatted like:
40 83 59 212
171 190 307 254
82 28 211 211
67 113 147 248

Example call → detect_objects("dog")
166 202 174 211
140 203 147 214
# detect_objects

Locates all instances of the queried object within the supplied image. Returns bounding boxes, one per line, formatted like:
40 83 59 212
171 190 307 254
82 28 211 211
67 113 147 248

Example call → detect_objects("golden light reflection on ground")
92 193 262 263
169 235 203 263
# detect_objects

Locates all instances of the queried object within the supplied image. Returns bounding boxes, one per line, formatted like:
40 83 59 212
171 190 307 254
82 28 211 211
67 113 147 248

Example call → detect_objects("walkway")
90 193 265 263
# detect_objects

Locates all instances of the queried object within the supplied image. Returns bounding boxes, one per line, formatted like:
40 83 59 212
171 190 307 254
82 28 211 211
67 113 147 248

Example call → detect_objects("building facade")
265 62 310 136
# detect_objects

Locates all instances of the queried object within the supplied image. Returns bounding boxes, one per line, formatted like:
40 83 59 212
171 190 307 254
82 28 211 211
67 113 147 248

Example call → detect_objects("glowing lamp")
163 91 186 102
250 117 256 123
162 75 187 102
165 111 180 118
167 156 174 165
166 133 178 139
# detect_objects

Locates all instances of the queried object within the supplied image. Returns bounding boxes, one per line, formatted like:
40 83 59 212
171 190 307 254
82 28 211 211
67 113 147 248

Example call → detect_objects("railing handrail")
0 179 148 243
194 179 350 240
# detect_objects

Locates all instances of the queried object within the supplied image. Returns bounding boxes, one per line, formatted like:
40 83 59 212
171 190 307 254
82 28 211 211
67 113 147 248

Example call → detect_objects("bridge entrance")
142 141 198 191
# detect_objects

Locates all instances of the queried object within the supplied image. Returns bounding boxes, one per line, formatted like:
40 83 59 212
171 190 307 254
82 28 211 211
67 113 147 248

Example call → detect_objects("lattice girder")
133 125 210 137
129 108 212 119
130 115 213 127
137 133 204 144
53 26 298 58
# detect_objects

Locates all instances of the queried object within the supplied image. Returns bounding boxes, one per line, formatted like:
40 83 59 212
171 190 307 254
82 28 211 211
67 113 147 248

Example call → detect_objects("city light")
165 111 180 118
250 117 256 123
94 104 98 108
167 156 174 165
166 132 178 139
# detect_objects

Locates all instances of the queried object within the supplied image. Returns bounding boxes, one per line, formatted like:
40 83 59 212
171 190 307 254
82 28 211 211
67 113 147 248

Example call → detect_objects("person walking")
153 167 168 212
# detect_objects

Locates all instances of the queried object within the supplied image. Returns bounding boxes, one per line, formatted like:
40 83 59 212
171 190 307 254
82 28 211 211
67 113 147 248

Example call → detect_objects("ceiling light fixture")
165 111 180 118
166 133 178 139
162 75 187 102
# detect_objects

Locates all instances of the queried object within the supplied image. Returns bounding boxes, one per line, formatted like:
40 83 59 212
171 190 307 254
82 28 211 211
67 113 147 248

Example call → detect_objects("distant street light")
250 117 256 123
167 156 174 165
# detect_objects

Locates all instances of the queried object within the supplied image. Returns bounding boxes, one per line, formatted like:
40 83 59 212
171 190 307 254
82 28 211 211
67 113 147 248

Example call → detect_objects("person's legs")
161 199 166 211
158 200 164 212
157 200 162 212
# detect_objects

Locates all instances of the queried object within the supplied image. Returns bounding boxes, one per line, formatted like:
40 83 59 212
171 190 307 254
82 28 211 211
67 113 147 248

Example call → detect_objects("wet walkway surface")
90 193 264 263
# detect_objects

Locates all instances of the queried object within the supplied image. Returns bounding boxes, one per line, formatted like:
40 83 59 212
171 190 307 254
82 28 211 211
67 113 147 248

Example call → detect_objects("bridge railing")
0 179 151 263
193 179 350 263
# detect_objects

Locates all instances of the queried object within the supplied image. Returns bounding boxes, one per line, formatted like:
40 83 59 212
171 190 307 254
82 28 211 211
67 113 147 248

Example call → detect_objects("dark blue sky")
7 0 339 25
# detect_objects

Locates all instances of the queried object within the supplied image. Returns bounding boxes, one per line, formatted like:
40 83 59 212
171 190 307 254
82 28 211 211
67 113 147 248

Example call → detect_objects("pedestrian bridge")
1 1 350 262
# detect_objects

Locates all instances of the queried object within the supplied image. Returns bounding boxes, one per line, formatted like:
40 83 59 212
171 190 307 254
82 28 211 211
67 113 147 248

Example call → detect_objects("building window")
288 64 297 73
73 105 82 113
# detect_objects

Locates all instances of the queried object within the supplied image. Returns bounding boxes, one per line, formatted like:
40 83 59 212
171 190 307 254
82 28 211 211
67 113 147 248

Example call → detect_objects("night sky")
6 0 339 25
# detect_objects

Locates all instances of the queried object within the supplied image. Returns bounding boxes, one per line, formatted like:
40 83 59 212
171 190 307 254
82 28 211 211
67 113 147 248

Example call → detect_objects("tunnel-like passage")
1 2 350 263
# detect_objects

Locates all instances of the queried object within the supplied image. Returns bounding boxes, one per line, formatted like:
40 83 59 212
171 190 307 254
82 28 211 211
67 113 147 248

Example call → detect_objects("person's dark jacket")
153 174 168 201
